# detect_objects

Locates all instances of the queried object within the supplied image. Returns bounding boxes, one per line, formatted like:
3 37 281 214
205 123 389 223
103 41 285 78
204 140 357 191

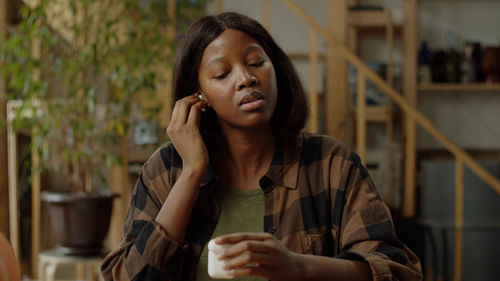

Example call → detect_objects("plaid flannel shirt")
101 133 422 281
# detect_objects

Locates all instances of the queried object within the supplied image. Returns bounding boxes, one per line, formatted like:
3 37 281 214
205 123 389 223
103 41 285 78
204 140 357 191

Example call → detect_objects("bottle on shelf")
443 31 461 83
418 41 432 83
472 42 486 82
460 43 475 83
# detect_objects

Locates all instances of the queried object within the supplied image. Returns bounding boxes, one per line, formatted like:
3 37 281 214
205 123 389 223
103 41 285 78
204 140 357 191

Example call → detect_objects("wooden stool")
38 249 104 281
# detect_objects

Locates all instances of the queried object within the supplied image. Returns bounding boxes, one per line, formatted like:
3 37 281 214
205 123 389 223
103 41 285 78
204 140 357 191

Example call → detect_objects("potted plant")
1 0 208 255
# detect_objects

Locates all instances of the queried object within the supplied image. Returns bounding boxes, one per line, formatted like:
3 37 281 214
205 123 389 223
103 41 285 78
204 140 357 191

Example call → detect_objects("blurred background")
1 0 500 280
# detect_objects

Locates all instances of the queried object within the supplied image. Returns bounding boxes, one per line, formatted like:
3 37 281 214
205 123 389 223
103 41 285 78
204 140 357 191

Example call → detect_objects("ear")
197 90 211 107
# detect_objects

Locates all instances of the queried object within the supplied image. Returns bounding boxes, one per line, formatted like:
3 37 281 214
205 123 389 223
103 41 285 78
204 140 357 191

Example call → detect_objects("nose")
236 67 257 91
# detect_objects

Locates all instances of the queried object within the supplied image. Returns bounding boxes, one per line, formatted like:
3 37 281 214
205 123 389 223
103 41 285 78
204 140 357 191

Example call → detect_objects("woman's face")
198 29 278 132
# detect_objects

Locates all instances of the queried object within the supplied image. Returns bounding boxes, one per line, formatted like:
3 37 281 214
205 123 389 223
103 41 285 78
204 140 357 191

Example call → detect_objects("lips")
239 91 265 112
239 91 263 106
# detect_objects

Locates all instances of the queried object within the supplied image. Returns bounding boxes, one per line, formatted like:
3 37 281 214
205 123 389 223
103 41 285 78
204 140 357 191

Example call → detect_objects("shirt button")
268 226 276 234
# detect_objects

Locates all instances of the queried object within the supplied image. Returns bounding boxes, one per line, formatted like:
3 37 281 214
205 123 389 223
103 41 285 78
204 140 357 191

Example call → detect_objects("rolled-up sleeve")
101 146 190 281
336 152 422 281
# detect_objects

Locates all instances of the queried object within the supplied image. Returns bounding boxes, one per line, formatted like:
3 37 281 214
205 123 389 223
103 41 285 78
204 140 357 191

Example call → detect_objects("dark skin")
197 28 278 190
158 29 372 281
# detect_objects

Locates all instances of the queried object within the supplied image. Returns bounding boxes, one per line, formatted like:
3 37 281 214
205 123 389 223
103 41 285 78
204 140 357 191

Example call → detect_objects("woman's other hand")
167 94 209 173
215 232 306 281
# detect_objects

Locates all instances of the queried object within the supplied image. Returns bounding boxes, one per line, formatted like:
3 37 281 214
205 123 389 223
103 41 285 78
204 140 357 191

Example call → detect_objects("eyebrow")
206 44 264 67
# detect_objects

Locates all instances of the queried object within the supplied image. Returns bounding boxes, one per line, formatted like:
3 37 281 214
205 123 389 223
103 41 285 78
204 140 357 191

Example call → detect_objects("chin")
241 118 273 130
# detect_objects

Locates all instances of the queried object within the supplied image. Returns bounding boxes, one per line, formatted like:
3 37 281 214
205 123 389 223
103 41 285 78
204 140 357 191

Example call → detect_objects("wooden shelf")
419 83 500 92
348 10 392 27
356 26 402 37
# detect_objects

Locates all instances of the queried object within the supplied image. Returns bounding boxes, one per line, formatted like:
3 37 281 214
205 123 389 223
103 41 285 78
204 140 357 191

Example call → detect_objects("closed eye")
213 72 229 80
249 60 265 67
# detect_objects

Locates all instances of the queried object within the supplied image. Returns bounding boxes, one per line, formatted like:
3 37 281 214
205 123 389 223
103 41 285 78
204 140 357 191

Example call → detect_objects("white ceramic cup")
207 239 234 279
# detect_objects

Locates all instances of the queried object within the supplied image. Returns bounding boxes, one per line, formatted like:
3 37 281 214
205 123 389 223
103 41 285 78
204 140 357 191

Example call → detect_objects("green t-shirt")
195 182 266 281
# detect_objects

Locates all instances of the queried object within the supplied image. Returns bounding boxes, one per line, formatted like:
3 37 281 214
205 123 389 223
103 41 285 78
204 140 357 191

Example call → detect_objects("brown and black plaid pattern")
101 133 422 281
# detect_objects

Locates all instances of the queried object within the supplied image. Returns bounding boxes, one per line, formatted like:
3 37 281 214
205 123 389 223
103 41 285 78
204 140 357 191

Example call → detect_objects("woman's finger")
228 265 268 278
170 94 195 124
186 101 204 126
169 97 181 123
215 232 274 245
219 240 272 260
223 251 270 269
173 95 199 124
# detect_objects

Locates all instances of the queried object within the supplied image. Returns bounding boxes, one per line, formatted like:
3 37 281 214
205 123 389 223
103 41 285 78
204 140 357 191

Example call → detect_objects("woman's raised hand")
215 233 306 281
167 94 209 173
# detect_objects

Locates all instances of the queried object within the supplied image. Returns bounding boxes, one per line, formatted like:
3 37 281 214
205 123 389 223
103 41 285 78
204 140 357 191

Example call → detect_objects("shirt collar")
198 133 303 190
264 134 302 189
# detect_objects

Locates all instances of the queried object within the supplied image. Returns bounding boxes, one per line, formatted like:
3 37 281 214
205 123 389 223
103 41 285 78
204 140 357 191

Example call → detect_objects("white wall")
418 91 500 150
418 1 500 49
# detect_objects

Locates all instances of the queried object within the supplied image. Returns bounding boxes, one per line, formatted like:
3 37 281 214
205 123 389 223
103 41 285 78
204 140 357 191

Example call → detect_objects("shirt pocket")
303 229 336 256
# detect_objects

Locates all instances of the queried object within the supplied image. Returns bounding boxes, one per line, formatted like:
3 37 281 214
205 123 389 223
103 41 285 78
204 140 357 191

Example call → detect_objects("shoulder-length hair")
171 12 308 139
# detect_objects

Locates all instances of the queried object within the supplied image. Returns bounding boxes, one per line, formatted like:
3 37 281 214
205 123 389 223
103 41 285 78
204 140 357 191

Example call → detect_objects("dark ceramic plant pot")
41 191 118 255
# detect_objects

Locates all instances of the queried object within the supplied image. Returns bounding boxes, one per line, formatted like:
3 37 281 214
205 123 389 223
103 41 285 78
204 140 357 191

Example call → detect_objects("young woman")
102 12 422 281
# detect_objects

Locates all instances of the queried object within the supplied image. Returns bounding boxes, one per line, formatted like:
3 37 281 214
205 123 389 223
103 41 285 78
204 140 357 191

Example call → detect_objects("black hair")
171 12 308 139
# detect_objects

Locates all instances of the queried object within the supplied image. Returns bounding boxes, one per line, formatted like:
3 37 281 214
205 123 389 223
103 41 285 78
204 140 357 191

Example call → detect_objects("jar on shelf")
482 46 500 83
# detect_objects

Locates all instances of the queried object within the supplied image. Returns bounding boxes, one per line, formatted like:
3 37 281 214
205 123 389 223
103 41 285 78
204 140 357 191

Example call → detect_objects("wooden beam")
402 0 418 130
108 111 130 249
402 0 418 218
0 0 10 237
0 0 6 28
215 0 222 14
385 108 394 207
167 0 176 42
31 130 41 278
454 157 464 281
326 0 347 139
7 103 20 260
263 0 270 30
356 72 366 162
386 12 393 87
308 29 318 133
109 164 128 249
31 29 42 280
385 11 394 207
76 264 85 280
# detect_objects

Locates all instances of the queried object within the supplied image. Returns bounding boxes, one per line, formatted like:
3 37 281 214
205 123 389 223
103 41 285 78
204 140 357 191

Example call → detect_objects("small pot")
482 46 500 83
41 191 119 255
